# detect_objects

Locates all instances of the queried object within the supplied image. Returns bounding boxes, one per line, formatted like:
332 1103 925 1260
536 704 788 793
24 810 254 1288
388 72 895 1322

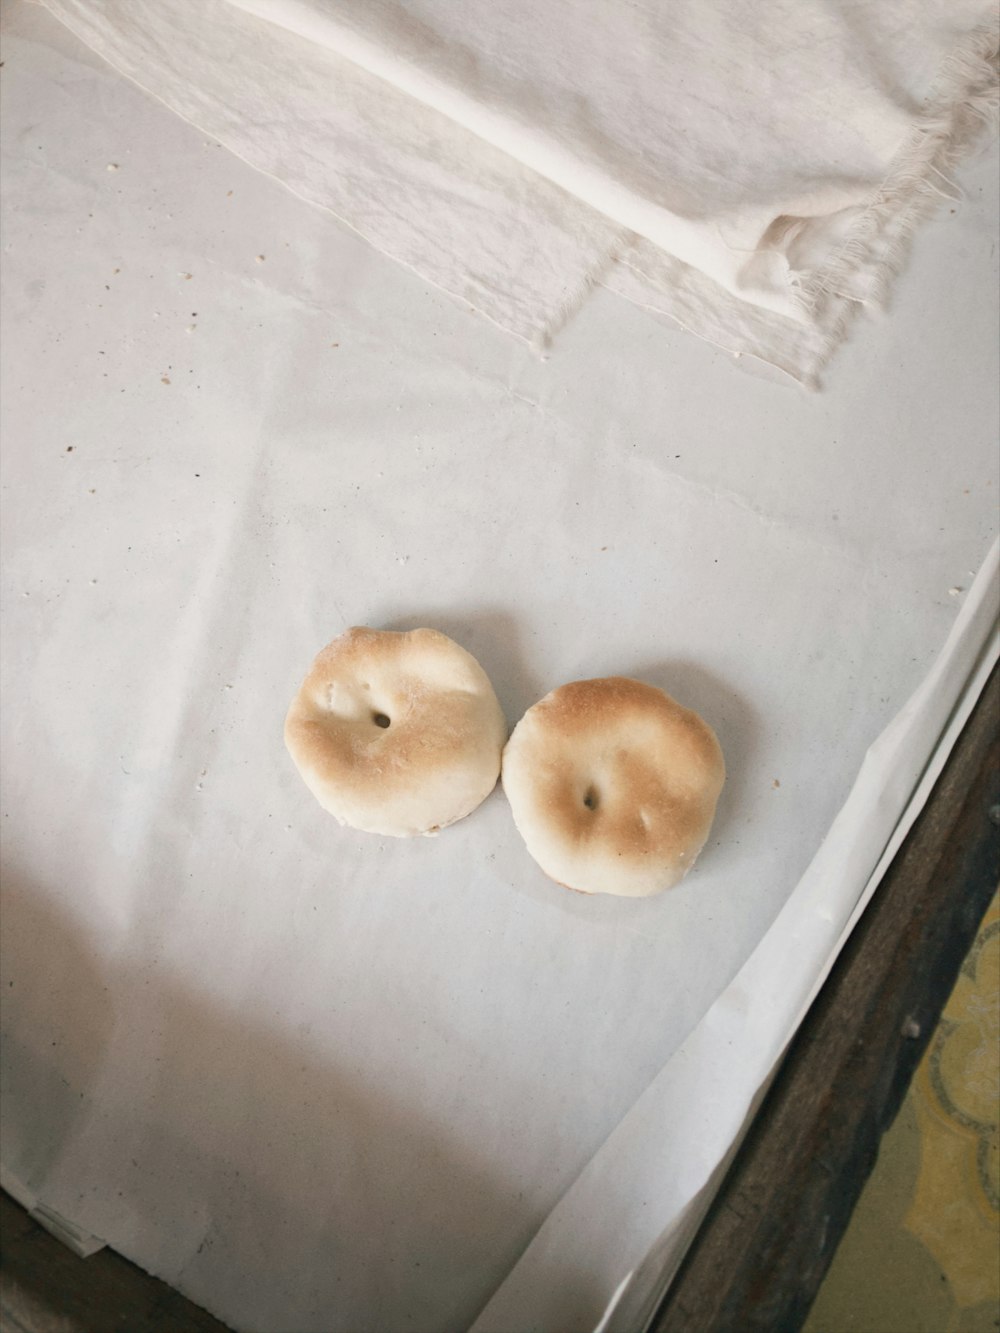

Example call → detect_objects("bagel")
285 627 507 836
502 677 724 897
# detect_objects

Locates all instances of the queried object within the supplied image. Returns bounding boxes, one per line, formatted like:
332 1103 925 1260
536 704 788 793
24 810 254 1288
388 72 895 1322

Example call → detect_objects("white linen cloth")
1 5 999 1333
38 0 999 382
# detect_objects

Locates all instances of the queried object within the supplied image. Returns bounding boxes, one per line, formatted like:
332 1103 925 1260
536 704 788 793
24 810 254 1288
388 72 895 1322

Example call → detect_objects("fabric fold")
228 0 999 379
40 0 998 381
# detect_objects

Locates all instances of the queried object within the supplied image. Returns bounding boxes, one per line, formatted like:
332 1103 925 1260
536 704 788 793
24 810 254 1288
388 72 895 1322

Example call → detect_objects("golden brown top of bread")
502 676 724 897
285 627 507 836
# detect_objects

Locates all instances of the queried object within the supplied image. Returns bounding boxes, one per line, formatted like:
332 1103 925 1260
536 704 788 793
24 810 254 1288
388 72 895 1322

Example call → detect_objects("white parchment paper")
1 6 998 1331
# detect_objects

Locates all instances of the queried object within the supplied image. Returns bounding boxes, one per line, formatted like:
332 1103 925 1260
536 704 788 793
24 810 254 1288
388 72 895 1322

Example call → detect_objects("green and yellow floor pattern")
806 891 1000 1333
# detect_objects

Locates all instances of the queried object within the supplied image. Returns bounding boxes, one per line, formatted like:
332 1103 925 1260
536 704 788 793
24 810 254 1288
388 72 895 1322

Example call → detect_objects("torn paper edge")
1 1162 107 1258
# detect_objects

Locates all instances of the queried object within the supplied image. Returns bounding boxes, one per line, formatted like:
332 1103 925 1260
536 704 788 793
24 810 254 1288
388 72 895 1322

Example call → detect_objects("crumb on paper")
948 587 962 597
227 190 233 197
179 272 193 281
600 545 608 551
106 163 119 172
772 778 781 789
66 446 74 453
331 343 339 349
255 254 265 263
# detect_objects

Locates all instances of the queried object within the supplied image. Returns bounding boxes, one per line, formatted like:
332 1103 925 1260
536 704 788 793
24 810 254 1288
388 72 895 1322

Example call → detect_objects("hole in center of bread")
372 712 391 729
583 786 598 811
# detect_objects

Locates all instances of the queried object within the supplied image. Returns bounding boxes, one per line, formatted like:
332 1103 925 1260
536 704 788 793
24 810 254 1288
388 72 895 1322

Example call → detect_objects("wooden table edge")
648 662 1000 1333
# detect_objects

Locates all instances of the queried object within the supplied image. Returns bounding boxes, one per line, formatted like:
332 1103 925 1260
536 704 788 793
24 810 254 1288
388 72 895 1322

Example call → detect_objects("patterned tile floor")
805 891 1000 1333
